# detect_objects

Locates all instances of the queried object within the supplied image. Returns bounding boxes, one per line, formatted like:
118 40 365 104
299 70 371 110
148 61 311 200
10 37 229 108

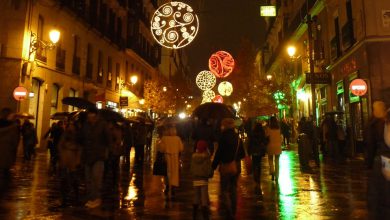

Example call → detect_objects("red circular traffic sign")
13 86 28 101
350 79 367 96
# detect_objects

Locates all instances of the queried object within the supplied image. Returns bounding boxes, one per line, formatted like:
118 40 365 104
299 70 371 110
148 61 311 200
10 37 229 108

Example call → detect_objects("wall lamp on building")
163 86 167 92
130 75 138 85
266 74 273 81
29 29 61 56
287 45 297 58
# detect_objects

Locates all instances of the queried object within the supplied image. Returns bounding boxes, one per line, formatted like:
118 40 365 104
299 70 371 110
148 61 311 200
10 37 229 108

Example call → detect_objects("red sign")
213 95 224 103
13 86 28 101
350 79 367 96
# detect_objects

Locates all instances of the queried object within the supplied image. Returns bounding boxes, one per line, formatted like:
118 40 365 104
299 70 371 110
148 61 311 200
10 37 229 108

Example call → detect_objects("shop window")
50 84 60 115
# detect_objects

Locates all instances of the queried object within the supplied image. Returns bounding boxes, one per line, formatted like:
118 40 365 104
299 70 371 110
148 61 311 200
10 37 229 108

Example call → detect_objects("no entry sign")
350 79 368 96
13 86 28 101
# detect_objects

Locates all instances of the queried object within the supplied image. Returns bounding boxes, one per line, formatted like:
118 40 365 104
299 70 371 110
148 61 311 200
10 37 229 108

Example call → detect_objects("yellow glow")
130 75 138 85
139 99 145 105
266 74 273 81
287 45 296 57
297 89 309 101
260 6 276 17
49 29 60 44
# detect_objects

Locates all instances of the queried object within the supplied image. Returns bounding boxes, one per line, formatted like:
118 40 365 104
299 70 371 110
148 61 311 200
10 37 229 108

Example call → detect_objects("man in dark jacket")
81 108 111 208
212 118 245 219
0 108 20 176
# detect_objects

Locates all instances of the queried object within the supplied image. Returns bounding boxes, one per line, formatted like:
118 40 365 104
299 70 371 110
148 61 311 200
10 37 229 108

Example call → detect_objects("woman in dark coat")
21 120 37 161
0 108 20 175
212 118 245 219
248 121 267 195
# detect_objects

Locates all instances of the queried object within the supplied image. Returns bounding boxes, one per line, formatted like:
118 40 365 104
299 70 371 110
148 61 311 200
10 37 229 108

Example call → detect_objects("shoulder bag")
219 137 240 176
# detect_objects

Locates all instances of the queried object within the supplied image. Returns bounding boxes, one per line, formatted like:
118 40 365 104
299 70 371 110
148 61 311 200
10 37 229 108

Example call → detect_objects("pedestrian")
280 119 291 147
265 116 282 182
21 120 38 161
336 117 346 161
158 125 184 199
322 115 338 161
192 118 216 154
122 122 134 165
212 118 245 219
106 121 123 187
248 121 268 195
80 108 111 208
58 120 82 207
134 122 147 165
365 101 390 218
0 108 20 176
190 140 213 220
44 121 64 174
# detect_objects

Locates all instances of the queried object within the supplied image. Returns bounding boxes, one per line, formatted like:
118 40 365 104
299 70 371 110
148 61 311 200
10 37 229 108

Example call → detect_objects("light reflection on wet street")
0 140 368 219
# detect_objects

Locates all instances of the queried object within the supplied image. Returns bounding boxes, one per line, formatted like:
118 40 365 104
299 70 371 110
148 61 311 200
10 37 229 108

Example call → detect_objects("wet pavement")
0 140 369 219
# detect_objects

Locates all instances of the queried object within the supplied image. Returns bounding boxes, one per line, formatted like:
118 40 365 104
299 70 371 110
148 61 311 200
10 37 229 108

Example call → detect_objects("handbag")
153 151 167 176
219 137 240 176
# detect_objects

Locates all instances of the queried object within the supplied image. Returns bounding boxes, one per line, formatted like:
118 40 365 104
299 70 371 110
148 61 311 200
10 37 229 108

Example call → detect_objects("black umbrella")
50 111 80 120
98 109 125 122
14 112 34 120
62 97 96 110
192 103 235 119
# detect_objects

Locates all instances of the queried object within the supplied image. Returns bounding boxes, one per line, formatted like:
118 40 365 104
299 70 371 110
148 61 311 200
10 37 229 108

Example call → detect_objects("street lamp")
130 75 138 85
287 45 296 58
29 29 61 55
266 74 273 81
163 86 167 92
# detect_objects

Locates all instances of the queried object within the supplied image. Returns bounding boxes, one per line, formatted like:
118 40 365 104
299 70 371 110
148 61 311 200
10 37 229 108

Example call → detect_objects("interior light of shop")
297 90 309 101
96 102 103 109
29 92 34 98
139 99 145 105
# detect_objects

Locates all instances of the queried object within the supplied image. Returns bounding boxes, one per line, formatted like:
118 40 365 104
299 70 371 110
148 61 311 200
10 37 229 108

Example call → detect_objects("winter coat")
248 125 267 156
58 130 81 171
110 125 123 156
364 117 385 168
158 135 184 187
81 119 111 165
0 120 19 169
191 152 212 180
265 127 282 155
212 128 245 170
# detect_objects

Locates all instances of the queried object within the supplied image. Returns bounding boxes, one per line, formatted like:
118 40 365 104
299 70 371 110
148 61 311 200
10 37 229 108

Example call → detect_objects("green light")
278 153 297 219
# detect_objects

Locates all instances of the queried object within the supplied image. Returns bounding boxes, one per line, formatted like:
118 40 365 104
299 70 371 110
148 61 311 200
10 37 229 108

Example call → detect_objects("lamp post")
29 29 60 57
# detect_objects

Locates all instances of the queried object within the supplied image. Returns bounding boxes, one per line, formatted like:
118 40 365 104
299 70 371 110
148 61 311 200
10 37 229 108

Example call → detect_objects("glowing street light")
287 45 296 58
163 86 167 92
266 74 273 81
130 75 138 85
49 29 61 44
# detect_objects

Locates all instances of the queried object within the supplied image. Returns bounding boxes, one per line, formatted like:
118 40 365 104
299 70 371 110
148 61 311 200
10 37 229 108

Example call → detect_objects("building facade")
260 0 390 156
0 0 163 144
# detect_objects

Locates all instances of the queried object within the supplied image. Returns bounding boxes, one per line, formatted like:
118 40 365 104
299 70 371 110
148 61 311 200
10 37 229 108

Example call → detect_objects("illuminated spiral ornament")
151 2 199 49
218 81 233 96
196 71 216 91
202 90 215 102
208 51 235 78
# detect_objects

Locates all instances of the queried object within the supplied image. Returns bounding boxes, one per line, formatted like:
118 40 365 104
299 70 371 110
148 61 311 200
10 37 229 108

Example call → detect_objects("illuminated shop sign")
260 6 276 17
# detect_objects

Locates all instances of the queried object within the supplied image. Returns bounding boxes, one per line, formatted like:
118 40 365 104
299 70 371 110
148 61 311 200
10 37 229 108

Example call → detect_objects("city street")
0 140 369 220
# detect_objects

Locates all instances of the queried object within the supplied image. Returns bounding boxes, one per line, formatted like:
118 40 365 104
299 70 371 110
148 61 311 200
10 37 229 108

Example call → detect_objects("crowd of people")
1 102 390 219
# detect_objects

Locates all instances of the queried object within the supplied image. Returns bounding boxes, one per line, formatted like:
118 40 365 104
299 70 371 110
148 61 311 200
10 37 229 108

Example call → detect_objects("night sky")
183 0 266 76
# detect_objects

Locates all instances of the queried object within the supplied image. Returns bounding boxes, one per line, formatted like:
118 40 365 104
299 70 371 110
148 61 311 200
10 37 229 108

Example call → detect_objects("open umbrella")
50 111 79 120
14 112 34 119
98 109 125 122
192 103 235 119
62 97 96 110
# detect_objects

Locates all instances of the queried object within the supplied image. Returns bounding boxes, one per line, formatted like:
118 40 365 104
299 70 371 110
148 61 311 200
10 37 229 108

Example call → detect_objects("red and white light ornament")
208 51 235 78
213 95 223 103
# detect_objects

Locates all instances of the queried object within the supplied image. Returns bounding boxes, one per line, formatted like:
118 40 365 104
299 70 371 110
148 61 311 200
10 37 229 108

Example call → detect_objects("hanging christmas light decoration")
218 81 233 96
196 70 216 91
208 51 235 78
213 95 224 103
151 2 199 49
202 90 215 102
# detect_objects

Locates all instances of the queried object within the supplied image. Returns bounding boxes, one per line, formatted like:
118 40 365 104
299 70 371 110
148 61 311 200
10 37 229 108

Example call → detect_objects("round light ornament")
151 2 199 49
202 90 215 101
213 95 224 103
196 70 216 91
218 81 233 96
208 51 235 78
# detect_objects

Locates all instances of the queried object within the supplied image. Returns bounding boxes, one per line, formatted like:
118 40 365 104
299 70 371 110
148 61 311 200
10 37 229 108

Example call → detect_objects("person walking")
190 140 213 220
21 120 38 161
248 121 267 195
0 108 20 176
280 119 291 147
134 122 147 165
158 125 184 199
58 121 82 207
106 121 123 187
80 108 111 208
44 121 64 174
212 118 245 219
265 116 282 182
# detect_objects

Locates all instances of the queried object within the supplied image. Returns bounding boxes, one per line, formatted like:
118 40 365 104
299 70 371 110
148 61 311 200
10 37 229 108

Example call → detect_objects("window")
86 43 93 79
125 61 129 83
36 15 47 62
115 63 120 91
55 40 66 71
50 84 60 115
72 35 81 75
97 50 103 83
107 56 112 87
68 88 78 111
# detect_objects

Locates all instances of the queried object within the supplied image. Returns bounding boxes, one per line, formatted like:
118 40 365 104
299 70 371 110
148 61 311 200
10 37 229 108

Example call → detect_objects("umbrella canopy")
62 97 96 110
98 109 125 122
192 103 235 119
50 111 79 120
14 112 34 119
